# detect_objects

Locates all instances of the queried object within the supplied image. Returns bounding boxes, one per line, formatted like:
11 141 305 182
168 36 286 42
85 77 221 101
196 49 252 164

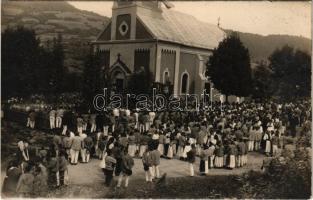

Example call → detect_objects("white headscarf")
17 141 24 151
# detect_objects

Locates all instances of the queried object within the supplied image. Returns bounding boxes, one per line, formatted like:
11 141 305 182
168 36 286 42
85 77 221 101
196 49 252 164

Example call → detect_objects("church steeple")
113 1 161 10
111 1 164 41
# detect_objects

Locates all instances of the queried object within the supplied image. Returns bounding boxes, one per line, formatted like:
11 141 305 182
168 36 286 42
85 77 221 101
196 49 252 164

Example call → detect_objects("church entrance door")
112 70 125 93
115 78 124 92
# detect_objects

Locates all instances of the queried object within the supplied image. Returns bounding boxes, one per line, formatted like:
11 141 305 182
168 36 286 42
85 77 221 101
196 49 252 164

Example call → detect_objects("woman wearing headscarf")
16 141 29 173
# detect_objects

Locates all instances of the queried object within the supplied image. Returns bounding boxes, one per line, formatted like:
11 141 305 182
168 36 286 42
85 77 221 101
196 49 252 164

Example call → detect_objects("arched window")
163 70 169 84
181 73 189 94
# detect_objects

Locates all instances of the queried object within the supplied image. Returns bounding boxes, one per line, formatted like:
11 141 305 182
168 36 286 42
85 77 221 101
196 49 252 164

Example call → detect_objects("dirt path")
68 152 264 185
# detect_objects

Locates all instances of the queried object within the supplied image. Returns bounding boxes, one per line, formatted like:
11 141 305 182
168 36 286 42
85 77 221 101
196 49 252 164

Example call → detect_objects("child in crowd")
117 149 134 188
142 148 153 182
103 150 116 187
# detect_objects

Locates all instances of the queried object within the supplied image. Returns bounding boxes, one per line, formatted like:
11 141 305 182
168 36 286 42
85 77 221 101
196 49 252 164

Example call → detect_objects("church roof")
137 8 226 50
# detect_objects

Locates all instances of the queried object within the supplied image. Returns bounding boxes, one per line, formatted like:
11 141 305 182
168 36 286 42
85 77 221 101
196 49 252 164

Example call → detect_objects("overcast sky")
69 1 311 39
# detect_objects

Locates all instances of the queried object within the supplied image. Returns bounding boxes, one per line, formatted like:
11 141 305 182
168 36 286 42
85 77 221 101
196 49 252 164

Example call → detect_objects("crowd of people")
2 99 311 196
2 140 68 197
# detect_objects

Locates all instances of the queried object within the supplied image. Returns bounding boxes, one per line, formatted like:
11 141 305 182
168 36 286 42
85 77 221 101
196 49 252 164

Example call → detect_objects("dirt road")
68 152 264 185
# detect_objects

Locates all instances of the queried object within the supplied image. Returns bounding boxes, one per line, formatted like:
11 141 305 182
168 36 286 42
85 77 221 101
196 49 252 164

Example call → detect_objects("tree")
251 61 273 99
82 50 105 108
2 26 41 98
44 33 66 96
206 33 252 101
2 26 77 101
269 45 311 99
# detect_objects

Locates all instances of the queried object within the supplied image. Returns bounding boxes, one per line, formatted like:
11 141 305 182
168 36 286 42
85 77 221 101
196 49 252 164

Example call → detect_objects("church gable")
136 18 154 39
116 14 131 40
97 21 111 41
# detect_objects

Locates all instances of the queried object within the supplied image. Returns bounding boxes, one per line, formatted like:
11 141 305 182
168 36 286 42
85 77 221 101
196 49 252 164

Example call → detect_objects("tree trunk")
226 95 229 103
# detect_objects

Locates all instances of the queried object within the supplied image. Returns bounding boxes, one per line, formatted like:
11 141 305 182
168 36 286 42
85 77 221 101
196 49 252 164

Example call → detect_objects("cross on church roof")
117 53 121 61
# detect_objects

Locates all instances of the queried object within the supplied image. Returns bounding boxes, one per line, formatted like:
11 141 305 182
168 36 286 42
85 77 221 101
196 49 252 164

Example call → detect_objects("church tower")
111 1 161 40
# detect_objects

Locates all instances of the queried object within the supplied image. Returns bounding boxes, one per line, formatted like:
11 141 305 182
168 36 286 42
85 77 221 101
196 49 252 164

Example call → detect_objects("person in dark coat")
103 149 116 187
2 160 22 197
58 150 68 186
112 142 123 176
84 133 94 163
237 139 246 167
96 113 105 132
199 145 209 175
46 151 59 188
117 148 134 188
62 110 71 135
187 144 196 176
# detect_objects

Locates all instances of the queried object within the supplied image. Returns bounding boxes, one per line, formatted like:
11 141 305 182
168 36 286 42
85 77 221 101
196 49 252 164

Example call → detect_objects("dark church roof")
137 8 225 50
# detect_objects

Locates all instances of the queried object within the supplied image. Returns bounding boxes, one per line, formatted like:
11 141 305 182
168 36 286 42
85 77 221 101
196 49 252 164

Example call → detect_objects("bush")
265 148 311 198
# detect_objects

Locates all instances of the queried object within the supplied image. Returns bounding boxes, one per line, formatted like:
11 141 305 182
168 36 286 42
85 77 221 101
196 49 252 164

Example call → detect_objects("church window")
163 70 170 84
181 73 189 94
134 49 150 72
119 21 129 36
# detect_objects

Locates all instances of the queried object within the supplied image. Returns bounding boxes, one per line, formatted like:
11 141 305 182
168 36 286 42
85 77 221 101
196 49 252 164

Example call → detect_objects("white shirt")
149 112 156 122
70 131 75 138
152 133 159 140
125 109 131 117
134 112 139 122
113 108 120 117
80 133 87 139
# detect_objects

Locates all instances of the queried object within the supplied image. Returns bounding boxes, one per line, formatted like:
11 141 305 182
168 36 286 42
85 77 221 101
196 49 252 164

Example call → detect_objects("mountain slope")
2 1 110 73
224 30 311 62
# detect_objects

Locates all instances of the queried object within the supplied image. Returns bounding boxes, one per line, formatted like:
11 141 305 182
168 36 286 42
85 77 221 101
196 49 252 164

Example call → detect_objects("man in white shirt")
149 111 156 125
49 108 56 129
113 108 120 117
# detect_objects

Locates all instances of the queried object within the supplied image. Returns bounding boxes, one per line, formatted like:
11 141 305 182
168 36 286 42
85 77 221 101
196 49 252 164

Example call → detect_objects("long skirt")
157 143 164 155
208 156 215 168
182 146 191 158
196 144 202 156
265 141 271 153
236 155 242 167
177 145 184 158
139 145 147 157
242 155 248 165
167 145 173 159
172 143 177 156
228 155 236 169
214 156 224 168
128 144 136 157
189 138 196 145
223 155 227 167
248 141 254 151
272 144 278 156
